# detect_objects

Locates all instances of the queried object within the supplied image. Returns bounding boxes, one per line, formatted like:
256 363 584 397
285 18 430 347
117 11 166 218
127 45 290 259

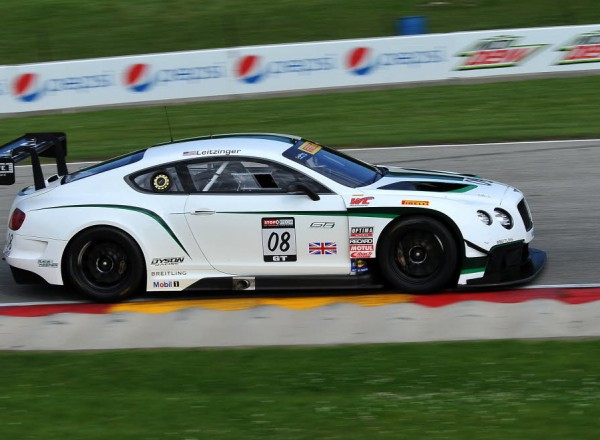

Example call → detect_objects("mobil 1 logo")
262 217 297 262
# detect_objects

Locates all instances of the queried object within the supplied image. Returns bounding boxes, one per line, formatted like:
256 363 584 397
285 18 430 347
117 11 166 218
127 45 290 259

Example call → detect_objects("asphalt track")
1 139 600 349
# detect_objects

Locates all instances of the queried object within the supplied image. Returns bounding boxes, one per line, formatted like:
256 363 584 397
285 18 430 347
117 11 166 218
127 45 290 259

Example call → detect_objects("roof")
143 133 302 165
154 133 301 146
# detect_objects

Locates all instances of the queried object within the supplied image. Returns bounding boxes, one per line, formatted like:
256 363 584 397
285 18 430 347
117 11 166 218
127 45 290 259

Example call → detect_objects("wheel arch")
61 224 147 288
376 209 465 284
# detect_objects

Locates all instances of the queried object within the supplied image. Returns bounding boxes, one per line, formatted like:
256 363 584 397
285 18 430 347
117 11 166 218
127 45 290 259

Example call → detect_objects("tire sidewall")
65 227 145 302
378 216 458 293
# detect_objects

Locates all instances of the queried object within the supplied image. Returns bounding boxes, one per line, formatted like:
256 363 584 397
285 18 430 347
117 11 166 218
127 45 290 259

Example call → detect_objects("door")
183 157 349 275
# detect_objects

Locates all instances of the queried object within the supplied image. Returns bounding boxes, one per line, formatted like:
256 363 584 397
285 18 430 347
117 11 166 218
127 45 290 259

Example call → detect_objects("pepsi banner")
2 24 600 115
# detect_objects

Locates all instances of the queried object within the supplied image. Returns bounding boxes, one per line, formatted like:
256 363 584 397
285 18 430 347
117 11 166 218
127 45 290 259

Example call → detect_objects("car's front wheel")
64 227 145 302
378 216 458 293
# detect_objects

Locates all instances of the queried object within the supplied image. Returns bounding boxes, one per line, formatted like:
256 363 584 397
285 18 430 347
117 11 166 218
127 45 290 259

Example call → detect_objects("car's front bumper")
465 242 546 288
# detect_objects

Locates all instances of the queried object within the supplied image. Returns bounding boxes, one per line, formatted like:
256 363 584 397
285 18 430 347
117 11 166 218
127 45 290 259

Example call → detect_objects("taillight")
8 208 26 230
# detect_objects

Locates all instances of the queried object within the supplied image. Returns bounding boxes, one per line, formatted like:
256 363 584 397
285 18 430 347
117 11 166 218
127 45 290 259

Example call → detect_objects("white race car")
1 132 546 302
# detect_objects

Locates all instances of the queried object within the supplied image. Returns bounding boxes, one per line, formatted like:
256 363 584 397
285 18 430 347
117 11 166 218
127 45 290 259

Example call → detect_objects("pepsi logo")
346 47 375 75
235 55 264 84
123 63 153 92
12 73 41 102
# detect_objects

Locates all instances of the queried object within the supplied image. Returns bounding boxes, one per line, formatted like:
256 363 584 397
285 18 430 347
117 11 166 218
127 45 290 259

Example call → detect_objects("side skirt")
184 272 384 292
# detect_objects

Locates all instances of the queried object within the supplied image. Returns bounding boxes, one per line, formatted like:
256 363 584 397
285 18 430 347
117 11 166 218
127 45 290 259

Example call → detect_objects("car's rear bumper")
4 234 66 286
465 243 546 288
8 264 48 285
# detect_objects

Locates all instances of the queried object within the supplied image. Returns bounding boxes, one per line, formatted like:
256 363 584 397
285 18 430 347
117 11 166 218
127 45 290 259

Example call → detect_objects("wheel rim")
394 229 445 279
77 240 129 288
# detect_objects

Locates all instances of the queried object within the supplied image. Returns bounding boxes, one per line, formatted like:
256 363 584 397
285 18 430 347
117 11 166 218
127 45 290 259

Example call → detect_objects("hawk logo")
556 31 600 65
455 36 546 70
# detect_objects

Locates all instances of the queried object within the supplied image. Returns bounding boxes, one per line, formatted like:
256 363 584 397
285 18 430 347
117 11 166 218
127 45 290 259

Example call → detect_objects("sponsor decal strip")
2 287 600 316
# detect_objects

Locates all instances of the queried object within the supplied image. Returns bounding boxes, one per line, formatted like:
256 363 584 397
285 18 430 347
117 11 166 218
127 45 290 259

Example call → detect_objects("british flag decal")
309 242 337 255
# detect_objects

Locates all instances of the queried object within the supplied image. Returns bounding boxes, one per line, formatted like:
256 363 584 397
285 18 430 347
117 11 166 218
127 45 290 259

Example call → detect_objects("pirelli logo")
402 200 430 206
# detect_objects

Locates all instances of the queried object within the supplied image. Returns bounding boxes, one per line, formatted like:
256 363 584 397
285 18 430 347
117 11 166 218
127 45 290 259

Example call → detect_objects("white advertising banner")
1 24 599 115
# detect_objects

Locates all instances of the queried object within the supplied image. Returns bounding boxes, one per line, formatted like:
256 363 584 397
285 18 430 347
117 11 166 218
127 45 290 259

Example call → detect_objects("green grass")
1 75 599 161
2 0 600 65
1 340 599 439
3 0 600 157
1 5 599 439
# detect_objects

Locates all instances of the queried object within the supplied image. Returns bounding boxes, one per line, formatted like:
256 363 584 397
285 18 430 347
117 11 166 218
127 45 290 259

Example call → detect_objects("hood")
375 166 512 202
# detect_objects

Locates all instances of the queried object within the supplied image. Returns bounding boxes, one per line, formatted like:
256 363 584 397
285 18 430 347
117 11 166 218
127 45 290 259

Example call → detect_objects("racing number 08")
267 231 291 253
262 218 297 262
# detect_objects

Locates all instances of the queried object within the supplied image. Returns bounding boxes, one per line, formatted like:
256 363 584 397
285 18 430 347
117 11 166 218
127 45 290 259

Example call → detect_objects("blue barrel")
396 16 427 35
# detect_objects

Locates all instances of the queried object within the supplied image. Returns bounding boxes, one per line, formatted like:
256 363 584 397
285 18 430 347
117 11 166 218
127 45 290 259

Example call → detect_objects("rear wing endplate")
0 133 68 190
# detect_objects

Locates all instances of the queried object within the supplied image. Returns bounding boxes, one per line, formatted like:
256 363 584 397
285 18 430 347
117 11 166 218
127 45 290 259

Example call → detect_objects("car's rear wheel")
64 227 145 302
378 216 458 293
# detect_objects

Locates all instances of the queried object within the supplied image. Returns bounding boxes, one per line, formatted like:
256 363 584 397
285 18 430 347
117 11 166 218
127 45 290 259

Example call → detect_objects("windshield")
63 150 146 184
282 140 382 188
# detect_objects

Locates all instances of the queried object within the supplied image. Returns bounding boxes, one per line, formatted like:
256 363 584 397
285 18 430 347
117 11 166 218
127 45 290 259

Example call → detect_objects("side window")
186 158 331 194
130 166 184 193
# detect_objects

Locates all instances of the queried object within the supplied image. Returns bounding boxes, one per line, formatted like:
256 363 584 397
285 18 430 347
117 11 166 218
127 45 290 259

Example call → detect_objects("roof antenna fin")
164 107 174 143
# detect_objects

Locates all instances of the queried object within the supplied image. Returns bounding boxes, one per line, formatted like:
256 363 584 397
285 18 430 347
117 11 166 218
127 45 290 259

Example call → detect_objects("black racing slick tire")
64 227 145 303
378 216 458 293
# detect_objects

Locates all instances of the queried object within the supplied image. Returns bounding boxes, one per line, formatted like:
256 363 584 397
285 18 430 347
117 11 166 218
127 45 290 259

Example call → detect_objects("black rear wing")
0 133 68 190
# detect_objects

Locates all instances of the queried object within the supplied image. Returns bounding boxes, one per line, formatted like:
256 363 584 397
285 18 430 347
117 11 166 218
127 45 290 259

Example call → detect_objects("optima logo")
12 72 114 102
234 54 336 84
123 62 225 93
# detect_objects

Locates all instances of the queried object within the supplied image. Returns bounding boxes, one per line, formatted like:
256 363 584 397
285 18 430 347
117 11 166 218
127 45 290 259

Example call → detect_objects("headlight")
494 208 513 229
477 210 492 226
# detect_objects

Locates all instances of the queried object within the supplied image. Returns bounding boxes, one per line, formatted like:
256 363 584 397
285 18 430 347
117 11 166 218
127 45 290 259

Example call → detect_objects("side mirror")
287 184 320 201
